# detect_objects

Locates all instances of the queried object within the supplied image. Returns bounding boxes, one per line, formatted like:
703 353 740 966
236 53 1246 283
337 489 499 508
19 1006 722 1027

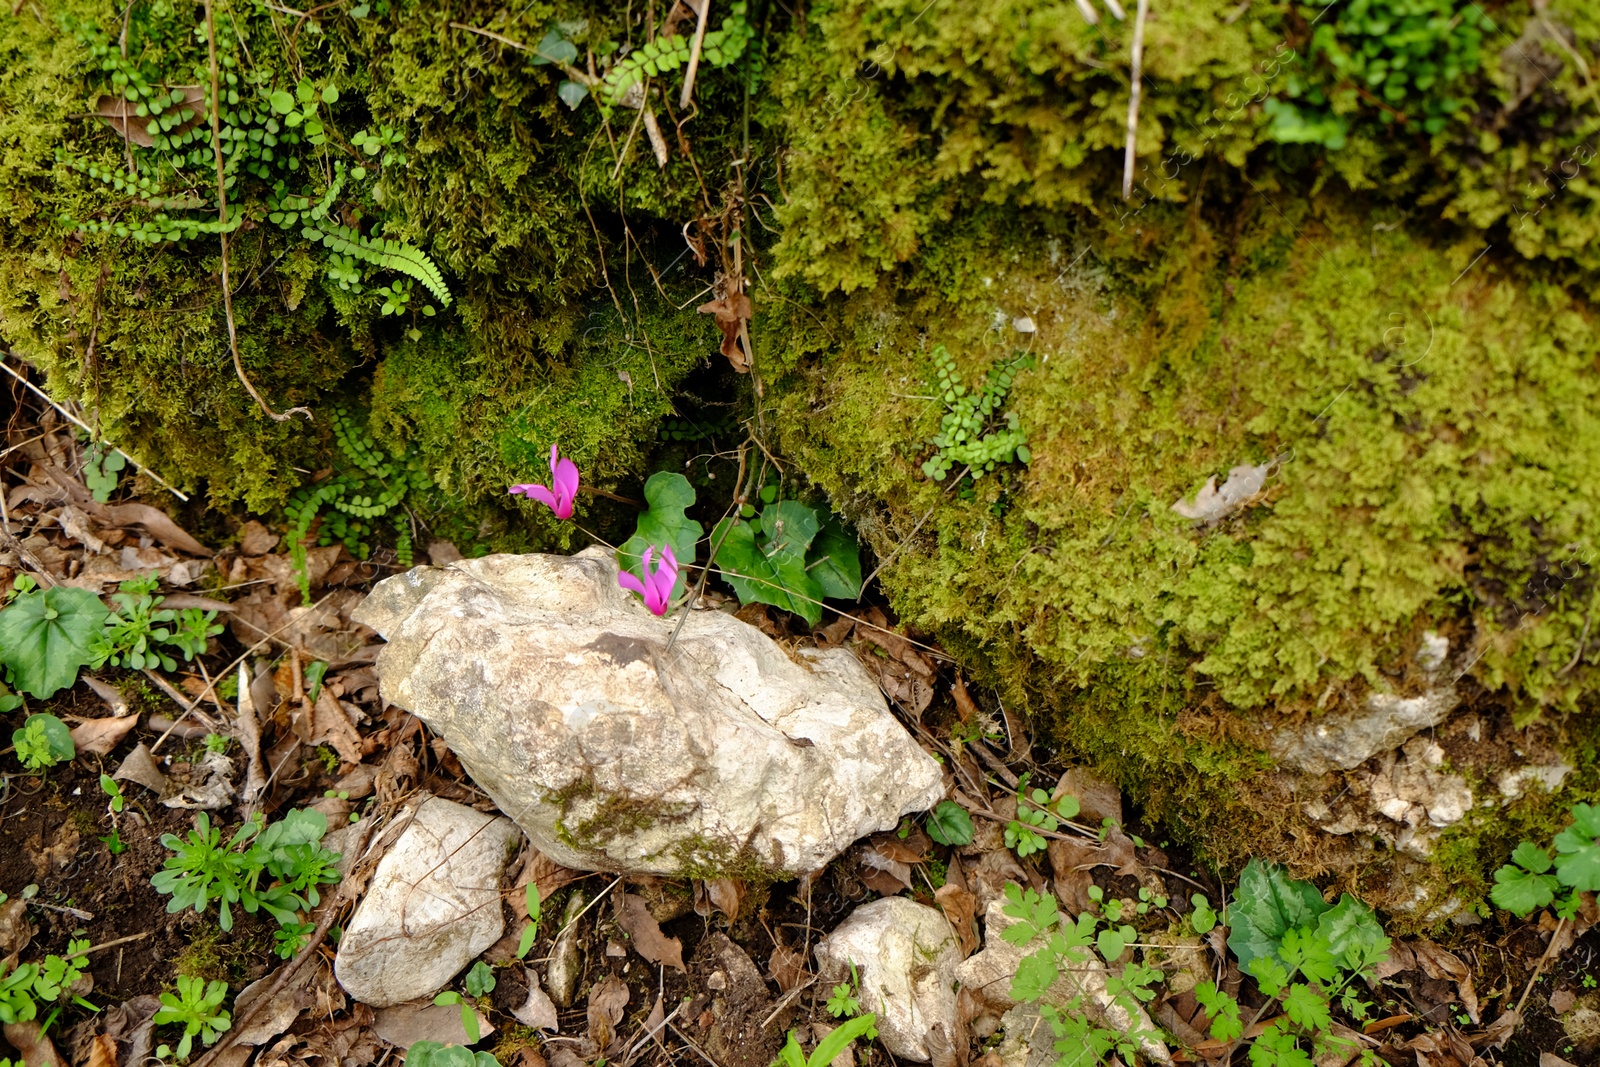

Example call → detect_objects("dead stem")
202 0 311 424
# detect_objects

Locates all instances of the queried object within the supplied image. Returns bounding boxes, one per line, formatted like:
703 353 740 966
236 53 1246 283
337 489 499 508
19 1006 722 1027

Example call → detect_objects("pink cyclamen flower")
509 444 580 519
618 545 678 616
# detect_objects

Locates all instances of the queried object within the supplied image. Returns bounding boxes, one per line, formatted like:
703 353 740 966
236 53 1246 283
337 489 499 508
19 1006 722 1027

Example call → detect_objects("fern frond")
305 223 451 307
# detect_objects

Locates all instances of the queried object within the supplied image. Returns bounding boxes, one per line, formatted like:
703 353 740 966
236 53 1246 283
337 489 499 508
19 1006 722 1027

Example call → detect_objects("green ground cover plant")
152 809 341 937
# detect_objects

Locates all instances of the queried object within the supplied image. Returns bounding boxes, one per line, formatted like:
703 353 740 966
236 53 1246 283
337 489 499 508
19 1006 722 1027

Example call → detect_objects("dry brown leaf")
1470 1010 1518 1051
238 520 280 556
0 899 33 970
616 893 686 972
1053 768 1122 827
5 1021 67 1067
869 830 930 866
98 502 212 557
92 86 206 148
312 689 363 765
769 942 807 993
87 1033 118 1067
859 845 912 894
697 291 753 372
1409 941 1478 1024
585 974 630 1056
68 715 139 756
934 883 979 958
1047 838 1099 915
951 675 980 722
815 615 854 646
1541 1053 1579 1067
513 851 585 918
1549 988 1577 1014
81 676 130 717
696 878 746 922
512 968 560 1032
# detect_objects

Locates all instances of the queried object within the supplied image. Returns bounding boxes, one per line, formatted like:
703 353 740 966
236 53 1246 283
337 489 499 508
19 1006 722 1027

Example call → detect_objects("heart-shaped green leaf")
0 586 110 697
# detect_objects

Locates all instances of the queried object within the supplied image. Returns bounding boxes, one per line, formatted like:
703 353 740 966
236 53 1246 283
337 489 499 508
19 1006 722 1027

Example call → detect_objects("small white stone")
815 898 961 1063
1011 316 1036 334
334 795 519 1007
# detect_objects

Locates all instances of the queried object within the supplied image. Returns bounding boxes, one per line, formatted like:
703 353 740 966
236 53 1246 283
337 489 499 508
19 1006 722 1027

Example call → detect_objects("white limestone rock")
334 795 519 1007
814 898 962 1063
354 548 944 877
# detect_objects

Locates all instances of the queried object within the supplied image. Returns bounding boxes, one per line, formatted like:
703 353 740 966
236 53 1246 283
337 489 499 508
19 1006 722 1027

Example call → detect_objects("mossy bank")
5 0 1600 908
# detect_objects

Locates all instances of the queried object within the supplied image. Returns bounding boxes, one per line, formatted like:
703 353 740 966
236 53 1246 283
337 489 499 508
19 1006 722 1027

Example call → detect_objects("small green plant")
925 800 975 847
1188 893 1218 935
825 962 864 1020
0 580 110 699
153 976 230 1059
711 489 863 627
772 1013 878 1067
285 409 432 604
82 439 127 503
463 961 496 998
1491 804 1600 918
920 346 1032 483
1267 0 1494 147
101 773 125 813
1005 775 1079 859
0 942 99 1030
432 990 481 1043
404 1041 501 1067
152 808 341 934
13 714 75 771
516 883 542 960
1000 883 1164 1066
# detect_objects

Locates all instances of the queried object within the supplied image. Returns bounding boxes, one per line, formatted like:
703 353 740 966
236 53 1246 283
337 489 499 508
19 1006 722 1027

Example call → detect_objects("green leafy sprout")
151 808 341 935
1492 804 1600 918
13 713 75 771
153 976 230 1060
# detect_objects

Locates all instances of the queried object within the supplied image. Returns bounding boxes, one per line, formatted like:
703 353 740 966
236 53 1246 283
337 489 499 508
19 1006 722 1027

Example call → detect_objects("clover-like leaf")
1490 860 1559 916
1554 804 1600 892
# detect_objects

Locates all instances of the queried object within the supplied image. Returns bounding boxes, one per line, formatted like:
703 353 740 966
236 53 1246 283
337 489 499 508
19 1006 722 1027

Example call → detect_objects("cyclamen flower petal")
508 444 580 520
619 544 678 616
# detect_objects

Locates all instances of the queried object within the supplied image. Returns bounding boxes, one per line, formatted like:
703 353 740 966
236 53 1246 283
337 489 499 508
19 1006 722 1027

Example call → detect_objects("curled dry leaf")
4 1021 67 1067
768 941 807 993
858 845 912 895
69 715 139 756
585 974 631 1057
616 893 686 972
697 291 753 373
694 877 746 922
87 1033 118 1067
513 968 560 1032
92 86 207 149
934 883 979 958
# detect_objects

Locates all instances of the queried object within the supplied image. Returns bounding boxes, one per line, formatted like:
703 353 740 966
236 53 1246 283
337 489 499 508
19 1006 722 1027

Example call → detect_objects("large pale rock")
354 548 944 877
813 898 962 1063
334 795 519 1007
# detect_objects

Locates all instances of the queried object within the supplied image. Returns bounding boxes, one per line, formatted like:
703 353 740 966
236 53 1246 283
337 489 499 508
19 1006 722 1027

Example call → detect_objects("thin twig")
1122 0 1148 201
678 0 714 109
202 0 310 424
1513 915 1567 1020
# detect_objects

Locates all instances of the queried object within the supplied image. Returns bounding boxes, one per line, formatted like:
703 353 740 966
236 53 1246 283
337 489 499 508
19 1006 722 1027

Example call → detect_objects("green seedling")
772 1013 877 1067
516 884 541 960
13 714 74 771
153 976 230 1059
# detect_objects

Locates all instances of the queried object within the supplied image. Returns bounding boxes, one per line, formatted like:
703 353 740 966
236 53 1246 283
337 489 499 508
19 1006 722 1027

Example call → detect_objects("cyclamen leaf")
1315 894 1389 973
711 514 823 627
925 800 974 847
1227 859 1330 980
809 515 863 599
0 586 111 697
618 472 702 598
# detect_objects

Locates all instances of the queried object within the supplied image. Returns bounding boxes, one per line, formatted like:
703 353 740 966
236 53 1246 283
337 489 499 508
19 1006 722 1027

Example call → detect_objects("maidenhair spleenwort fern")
285 409 432 604
60 15 450 314
599 1 753 106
